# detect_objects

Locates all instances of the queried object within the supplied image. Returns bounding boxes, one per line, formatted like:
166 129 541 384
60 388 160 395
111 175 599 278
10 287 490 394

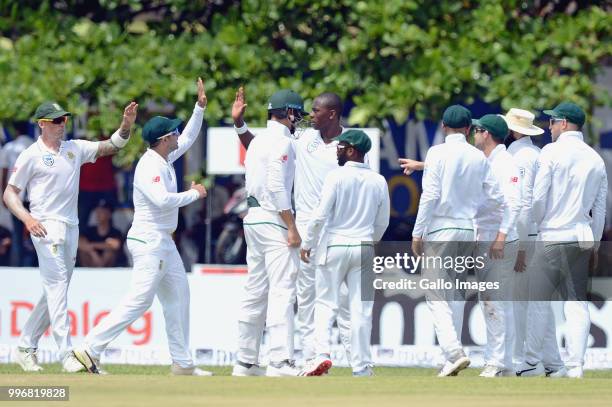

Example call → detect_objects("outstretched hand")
197 77 207 108
232 86 247 126
121 102 138 129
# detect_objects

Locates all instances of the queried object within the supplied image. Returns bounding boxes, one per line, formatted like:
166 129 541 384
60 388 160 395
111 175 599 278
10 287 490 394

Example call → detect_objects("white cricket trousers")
512 238 535 365
475 235 518 369
295 220 351 361
314 243 374 373
423 228 474 362
84 229 194 368
237 207 299 364
525 241 589 369
20 221 78 360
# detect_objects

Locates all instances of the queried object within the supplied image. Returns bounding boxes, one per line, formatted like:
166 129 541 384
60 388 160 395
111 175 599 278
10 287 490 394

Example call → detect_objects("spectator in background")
0 121 34 266
0 224 11 266
78 200 124 267
78 136 118 229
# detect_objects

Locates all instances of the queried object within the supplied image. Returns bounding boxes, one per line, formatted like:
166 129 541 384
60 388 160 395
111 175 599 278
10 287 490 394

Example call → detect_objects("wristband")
110 130 130 148
234 122 248 135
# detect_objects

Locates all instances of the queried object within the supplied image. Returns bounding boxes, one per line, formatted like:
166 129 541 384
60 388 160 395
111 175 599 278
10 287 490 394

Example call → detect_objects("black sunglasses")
40 116 67 125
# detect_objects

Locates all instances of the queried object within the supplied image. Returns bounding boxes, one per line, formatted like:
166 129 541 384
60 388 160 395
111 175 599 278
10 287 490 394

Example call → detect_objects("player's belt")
247 196 260 208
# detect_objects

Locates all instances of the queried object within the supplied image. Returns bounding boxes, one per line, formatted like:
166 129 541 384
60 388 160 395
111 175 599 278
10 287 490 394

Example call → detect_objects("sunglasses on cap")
39 116 68 125
473 126 487 133
549 118 565 125
160 129 180 140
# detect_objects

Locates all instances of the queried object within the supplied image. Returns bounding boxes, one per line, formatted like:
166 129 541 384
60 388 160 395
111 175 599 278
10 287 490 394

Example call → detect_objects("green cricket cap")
142 116 182 144
267 89 307 115
472 114 509 142
34 101 71 120
543 102 585 127
442 105 472 128
336 129 372 154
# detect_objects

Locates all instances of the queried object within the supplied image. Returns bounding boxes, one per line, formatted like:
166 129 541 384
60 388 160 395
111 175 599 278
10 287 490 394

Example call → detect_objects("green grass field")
1 364 611 407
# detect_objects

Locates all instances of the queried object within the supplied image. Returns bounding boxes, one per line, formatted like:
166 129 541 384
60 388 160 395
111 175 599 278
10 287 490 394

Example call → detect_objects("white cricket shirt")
244 120 296 212
412 133 504 238
507 136 540 242
130 104 204 234
475 144 521 241
294 128 341 222
8 137 98 225
302 161 390 253
1 135 35 200
532 131 607 242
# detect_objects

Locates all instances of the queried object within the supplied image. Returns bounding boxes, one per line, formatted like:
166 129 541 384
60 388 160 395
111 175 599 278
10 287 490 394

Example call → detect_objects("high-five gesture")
232 86 248 126
120 102 138 130
197 77 207 108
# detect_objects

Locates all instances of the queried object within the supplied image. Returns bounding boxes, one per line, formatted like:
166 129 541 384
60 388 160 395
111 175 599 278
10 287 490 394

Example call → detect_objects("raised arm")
168 77 208 164
232 86 255 149
96 102 138 158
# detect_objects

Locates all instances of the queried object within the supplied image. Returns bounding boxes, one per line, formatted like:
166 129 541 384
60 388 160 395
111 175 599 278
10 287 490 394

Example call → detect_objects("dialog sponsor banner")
2 266 612 368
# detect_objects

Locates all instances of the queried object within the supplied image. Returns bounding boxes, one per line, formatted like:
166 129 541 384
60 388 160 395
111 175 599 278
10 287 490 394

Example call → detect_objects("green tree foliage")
0 0 610 163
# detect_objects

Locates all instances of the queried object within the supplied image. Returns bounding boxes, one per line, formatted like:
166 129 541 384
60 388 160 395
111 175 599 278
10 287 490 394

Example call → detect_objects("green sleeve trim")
243 222 288 230
127 237 147 244
427 227 473 236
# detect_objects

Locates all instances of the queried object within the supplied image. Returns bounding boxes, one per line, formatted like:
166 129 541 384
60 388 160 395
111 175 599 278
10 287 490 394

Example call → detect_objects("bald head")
315 92 343 117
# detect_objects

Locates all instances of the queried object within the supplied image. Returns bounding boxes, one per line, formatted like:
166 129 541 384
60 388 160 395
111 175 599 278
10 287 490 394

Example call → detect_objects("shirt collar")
445 133 467 143
557 131 584 142
36 137 63 155
488 143 506 162
344 161 369 169
146 148 171 165
267 120 293 138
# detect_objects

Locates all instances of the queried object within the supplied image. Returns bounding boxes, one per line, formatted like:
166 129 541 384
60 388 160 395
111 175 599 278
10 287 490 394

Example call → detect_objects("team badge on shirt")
42 154 54 167
67 151 75 160
307 140 320 153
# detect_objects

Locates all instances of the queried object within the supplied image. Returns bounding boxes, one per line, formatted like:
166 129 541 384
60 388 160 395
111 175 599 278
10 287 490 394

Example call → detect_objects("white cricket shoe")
72 347 101 374
15 348 43 372
171 364 213 376
566 366 584 379
479 365 505 378
299 355 332 376
515 361 545 377
62 352 87 373
352 366 374 377
545 366 568 378
438 351 470 377
266 360 301 377
232 362 266 377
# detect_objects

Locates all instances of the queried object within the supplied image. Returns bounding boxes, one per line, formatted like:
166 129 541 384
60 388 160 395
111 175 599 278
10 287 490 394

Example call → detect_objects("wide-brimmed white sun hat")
503 108 544 136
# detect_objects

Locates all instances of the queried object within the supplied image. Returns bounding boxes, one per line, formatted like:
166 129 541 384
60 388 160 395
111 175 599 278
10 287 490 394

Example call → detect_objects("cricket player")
5 100 137 372
73 78 210 376
521 102 607 379
231 89 307 377
411 105 504 377
300 130 389 377
231 88 352 367
505 109 565 377
472 114 521 377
